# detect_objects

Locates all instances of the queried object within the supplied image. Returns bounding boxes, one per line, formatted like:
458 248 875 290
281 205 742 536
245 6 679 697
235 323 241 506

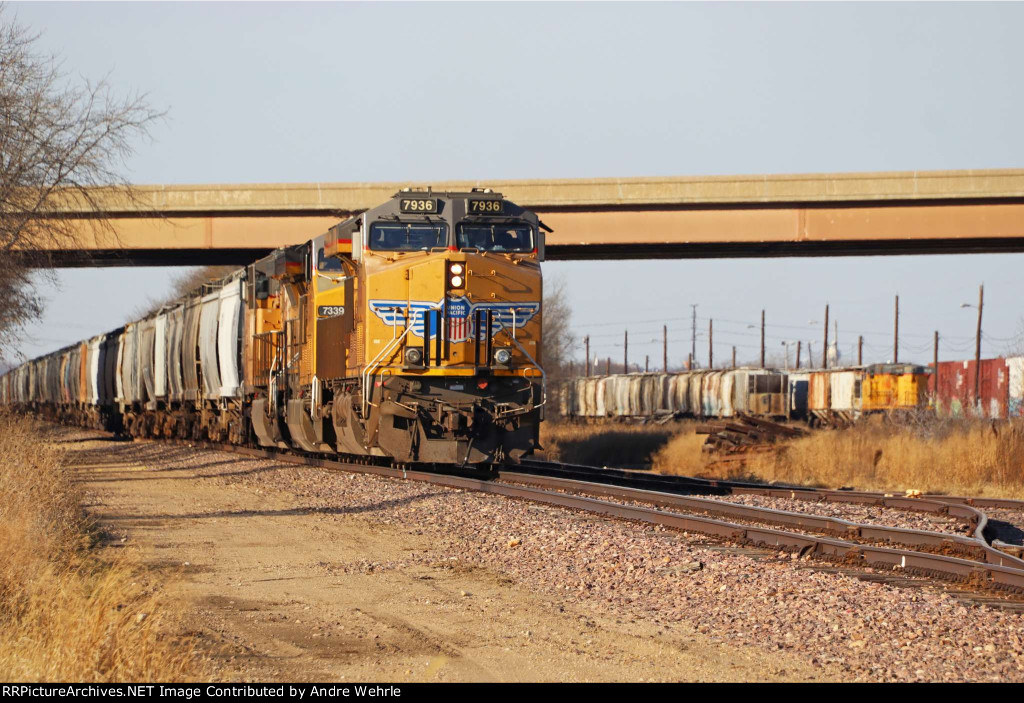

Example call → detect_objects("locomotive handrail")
362 321 414 416
362 327 413 412
493 318 547 411
313 271 352 285
390 305 404 337
268 353 278 414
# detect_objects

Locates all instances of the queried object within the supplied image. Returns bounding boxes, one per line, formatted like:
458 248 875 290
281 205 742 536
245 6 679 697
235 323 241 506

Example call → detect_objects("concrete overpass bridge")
42 168 1024 265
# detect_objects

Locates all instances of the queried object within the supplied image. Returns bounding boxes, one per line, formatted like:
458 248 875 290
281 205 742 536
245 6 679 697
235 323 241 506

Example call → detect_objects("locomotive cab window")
316 247 344 272
369 223 448 252
315 247 346 291
456 223 534 253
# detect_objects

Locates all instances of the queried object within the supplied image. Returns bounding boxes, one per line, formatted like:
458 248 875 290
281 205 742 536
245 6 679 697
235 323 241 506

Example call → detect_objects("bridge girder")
33 169 1024 266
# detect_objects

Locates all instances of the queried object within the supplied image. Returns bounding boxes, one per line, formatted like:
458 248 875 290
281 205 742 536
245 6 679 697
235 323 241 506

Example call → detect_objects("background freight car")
560 369 790 421
934 358 1010 419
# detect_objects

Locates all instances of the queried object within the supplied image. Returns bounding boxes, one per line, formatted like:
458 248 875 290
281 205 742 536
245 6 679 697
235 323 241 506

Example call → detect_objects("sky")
8 1 1024 369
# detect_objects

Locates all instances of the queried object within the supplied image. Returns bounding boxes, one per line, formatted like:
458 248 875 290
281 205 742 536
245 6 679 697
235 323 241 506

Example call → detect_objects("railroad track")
139 438 1024 601
516 459 1024 558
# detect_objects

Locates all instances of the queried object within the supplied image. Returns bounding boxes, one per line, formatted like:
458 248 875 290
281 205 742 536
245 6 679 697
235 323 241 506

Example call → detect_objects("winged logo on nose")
368 297 540 343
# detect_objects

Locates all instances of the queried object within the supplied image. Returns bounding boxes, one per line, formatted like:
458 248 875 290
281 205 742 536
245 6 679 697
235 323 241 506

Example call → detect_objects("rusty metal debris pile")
695 412 807 467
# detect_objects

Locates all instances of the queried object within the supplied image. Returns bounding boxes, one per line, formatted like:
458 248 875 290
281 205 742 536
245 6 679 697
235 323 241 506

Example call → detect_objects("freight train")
0 189 547 465
560 363 934 426
561 357 1024 424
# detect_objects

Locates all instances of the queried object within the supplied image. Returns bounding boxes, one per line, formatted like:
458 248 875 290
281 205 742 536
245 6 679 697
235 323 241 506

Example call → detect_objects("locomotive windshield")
369 222 448 251
456 223 534 253
316 247 343 271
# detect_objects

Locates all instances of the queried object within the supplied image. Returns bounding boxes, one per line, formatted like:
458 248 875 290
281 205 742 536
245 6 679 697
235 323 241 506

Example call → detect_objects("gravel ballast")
65 433 1024 682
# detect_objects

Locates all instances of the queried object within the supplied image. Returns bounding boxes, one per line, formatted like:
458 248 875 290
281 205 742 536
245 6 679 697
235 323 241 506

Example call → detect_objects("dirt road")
66 433 834 682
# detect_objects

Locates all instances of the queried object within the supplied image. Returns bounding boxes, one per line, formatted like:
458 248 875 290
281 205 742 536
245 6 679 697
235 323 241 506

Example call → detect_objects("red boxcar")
934 358 1009 418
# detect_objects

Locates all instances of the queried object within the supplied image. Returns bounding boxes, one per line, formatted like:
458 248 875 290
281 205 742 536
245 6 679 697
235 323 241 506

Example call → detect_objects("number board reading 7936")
467 199 504 215
399 198 437 213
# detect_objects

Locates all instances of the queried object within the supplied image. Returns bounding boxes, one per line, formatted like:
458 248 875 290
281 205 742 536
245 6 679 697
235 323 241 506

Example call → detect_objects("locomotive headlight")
447 260 466 289
494 348 512 365
405 347 423 365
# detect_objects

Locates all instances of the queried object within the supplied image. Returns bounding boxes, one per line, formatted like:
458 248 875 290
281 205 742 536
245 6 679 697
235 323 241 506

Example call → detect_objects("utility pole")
624 330 628 373
690 304 698 370
708 319 713 369
663 325 668 372
858 335 863 366
645 355 649 372
584 336 591 377
808 341 813 368
894 294 900 364
933 330 939 403
732 346 736 369
760 310 766 369
606 357 611 376
822 304 829 369
974 284 984 407
796 341 802 369
688 352 693 371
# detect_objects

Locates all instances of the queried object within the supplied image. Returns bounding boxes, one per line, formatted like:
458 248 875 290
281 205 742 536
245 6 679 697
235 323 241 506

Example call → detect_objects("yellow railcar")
861 364 931 413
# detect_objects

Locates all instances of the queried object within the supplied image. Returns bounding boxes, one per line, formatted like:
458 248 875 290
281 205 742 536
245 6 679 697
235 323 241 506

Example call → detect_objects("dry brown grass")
551 416 1024 500
539 420 701 468
648 425 713 476
0 413 200 681
655 419 1024 499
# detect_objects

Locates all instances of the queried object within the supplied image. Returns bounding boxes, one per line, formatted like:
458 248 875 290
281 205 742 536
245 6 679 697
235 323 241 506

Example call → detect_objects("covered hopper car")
560 363 934 425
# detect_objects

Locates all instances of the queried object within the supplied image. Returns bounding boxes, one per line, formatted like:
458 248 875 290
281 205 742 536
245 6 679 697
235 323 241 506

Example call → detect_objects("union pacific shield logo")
446 297 471 343
369 297 540 343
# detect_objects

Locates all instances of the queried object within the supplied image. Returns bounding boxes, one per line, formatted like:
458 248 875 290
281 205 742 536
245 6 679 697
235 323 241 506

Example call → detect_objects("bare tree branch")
0 4 163 359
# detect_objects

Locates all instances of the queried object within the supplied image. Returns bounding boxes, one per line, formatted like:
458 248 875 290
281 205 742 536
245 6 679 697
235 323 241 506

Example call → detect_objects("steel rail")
156 439 1024 595
519 458 1024 511
516 459 989 533
518 459 1024 563
498 471 1024 574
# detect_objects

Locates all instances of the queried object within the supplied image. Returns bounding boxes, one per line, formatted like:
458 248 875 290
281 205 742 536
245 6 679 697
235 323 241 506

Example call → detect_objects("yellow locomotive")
859 363 931 414
2 189 547 466
246 189 546 464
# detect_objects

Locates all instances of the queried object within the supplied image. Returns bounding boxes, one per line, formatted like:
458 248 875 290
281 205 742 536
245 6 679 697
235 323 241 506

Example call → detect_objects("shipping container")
935 358 1009 418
